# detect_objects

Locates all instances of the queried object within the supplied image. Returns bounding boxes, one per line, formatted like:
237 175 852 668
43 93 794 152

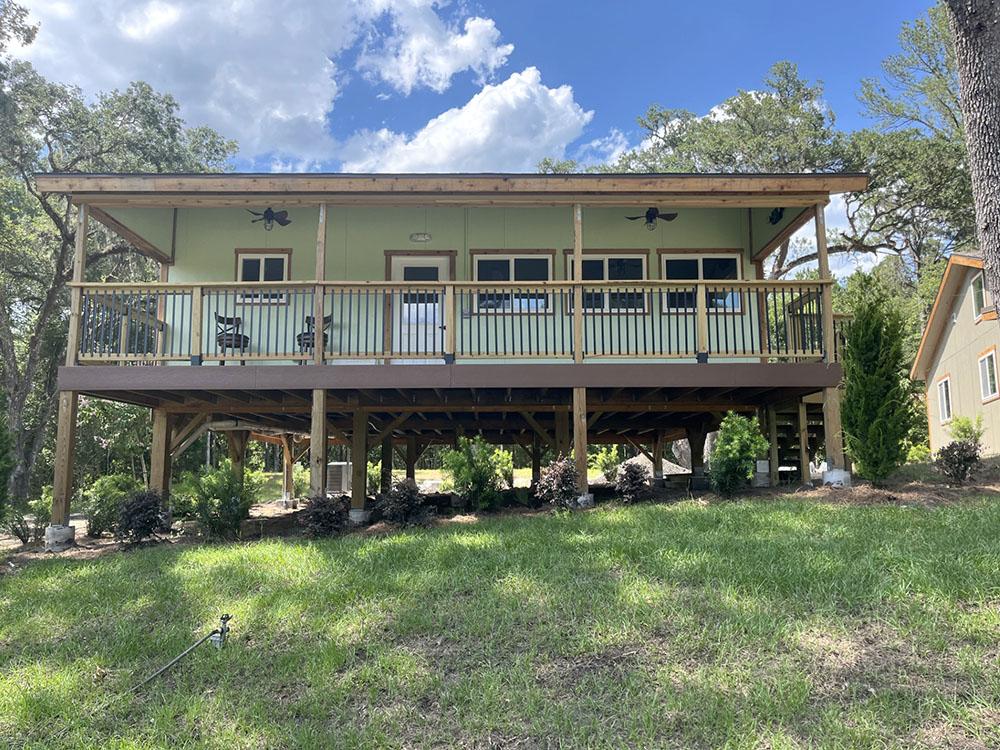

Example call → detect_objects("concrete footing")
822 469 852 488
44 524 75 552
349 508 371 525
576 493 595 509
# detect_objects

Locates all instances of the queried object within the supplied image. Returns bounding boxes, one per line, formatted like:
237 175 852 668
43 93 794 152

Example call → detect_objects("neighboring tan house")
912 253 1000 454
36 172 866 548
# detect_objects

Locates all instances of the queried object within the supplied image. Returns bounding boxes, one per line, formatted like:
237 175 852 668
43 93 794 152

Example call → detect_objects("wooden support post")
150 409 173 505
815 202 846 474
314 203 328 365
652 431 664 483
405 436 418 481
798 401 811 485
50 391 79 527
531 435 542 485
767 406 779 486
310 389 328 496
573 203 584 362
687 425 708 490
281 435 295 501
226 430 250 484
380 437 392 493
695 283 709 361
555 409 570 456
573 387 588 494
351 409 368 511
823 387 845 472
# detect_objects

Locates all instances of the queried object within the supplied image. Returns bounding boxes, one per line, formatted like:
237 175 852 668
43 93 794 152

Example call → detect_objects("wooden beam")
573 387 588 493
87 205 172 264
520 411 555 448
625 436 654 464
751 206 814 263
652 431 664 482
368 412 410 449
310 389 328 496
150 409 173 504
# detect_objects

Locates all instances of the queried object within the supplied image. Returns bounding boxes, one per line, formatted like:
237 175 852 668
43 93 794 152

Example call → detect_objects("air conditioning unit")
326 462 351 495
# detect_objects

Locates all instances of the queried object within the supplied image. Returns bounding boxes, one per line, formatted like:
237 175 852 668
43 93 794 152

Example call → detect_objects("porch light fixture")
247 207 291 231
409 232 432 243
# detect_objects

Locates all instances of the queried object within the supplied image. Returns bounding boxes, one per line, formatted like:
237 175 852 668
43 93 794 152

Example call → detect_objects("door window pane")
608 258 643 280
477 259 510 281
702 257 738 280
664 258 697 310
403 265 440 304
513 258 549 281
262 257 286 281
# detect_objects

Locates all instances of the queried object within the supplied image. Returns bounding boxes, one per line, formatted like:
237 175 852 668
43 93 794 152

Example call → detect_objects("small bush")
115 490 162 546
190 460 260 539
292 464 310 498
709 412 769 497
83 474 142 537
590 445 622 482
906 441 931 463
935 440 980 484
299 495 349 537
493 446 514 489
535 455 580 509
441 436 505 511
948 415 984 446
4 491 51 545
377 480 432 526
616 462 649 503
366 461 381 496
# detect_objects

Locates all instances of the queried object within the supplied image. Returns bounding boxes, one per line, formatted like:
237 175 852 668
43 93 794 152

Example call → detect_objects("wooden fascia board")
910 257 981 380
89 205 173 264
751 206 814 263
34 173 870 196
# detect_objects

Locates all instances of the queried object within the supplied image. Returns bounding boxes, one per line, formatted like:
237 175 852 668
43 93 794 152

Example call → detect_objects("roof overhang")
911 254 984 381
34 172 869 208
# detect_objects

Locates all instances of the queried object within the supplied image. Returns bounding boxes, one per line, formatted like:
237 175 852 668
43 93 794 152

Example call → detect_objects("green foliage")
535 455 580 509
590 445 622 482
935 440 981 485
709 413 769 497
948 415 985 447
906 441 932 464
186 460 260 539
114 490 162 546
4 489 50 545
492 446 514 489
615 462 649 504
377 481 433 526
82 473 142 537
841 277 914 485
0 400 14 526
441 436 507 511
299 496 349 537
366 461 381 496
292 464 310 498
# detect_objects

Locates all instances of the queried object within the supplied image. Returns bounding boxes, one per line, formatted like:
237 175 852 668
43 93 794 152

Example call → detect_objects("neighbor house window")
661 254 742 311
972 273 993 318
473 253 552 311
236 250 290 302
937 376 953 423
569 255 647 311
980 350 998 401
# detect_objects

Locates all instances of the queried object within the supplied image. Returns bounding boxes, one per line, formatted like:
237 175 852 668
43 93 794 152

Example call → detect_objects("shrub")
300 495 349 537
441 436 505 511
616 462 649 503
590 445 622 482
935 440 981 484
535 455 579 509
948 415 985 447
377 480 433 526
906 441 932 463
83 474 142 537
4 491 51 545
367 461 381 496
190 460 261 539
492 446 514 489
292 464 310 498
841 276 912 485
708 412 769 497
115 490 163 546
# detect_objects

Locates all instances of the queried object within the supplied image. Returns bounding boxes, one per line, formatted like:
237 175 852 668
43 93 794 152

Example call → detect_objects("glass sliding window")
979 351 998 401
475 255 552 311
662 257 699 311
702 257 740 310
662 255 742 312
571 255 646 311
937 377 952 422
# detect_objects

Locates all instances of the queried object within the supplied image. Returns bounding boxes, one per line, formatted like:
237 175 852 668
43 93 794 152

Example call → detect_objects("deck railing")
72 280 837 365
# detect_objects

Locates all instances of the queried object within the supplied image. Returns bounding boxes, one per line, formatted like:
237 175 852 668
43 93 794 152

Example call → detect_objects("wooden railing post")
695 283 709 362
815 202 846 475
443 284 456 362
190 285 203 365
573 203 584 362
65 205 88 366
314 203 328 365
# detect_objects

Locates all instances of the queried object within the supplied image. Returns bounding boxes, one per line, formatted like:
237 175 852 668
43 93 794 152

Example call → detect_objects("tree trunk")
946 2 1000 309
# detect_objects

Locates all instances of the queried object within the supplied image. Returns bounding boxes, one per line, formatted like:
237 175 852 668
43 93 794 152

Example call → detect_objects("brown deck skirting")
59 362 842 392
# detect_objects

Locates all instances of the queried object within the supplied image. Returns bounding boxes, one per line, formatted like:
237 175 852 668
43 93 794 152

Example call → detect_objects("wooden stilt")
798 401 812 484
555 410 570 456
351 409 368 510
531 434 542 485
310 389 328 496
226 430 250 483
767 406 779 486
380 437 392 493
281 435 295 501
573 387 588 494
823 387 845 471
405 436 418 481
652 431 664 483
50 390 79 527
687 425 708 490
150 409 173 505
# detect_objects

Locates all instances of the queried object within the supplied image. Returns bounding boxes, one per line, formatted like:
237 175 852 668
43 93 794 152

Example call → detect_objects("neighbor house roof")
911 253 986 381
34 171 869 208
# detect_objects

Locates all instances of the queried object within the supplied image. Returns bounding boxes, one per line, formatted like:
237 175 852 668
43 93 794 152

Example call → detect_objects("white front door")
389 255 450 362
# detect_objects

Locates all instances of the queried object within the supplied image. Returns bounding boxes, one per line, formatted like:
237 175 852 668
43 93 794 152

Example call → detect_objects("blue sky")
15 0 930 174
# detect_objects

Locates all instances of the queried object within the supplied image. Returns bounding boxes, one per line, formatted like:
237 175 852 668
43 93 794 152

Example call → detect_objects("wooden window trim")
383 249 457 282
972 272 996 323
979 347 999 403
234 248 292 305
660 252 744 314
470 251 556 316
936 374 953 423
564 252 648 313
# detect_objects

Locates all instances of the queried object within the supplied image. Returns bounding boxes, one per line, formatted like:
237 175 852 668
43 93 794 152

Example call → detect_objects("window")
570 255 646 311
980 350 998 401
938 377 953 423
661 254 742 311
236 250 290 302
972 273 993 318
474 254 552 311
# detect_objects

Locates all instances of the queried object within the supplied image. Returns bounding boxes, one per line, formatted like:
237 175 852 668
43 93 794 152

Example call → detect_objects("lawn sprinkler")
210 613 232 649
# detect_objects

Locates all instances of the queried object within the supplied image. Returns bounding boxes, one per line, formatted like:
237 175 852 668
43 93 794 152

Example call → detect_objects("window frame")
659 252 744 314
234 248 292 304
568 253 649 313
470 250 555 314
937 375 953 423
972 272 994 320
979 348 999 403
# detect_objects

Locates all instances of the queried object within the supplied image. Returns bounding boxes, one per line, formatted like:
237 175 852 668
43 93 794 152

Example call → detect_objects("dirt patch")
535 646 646 690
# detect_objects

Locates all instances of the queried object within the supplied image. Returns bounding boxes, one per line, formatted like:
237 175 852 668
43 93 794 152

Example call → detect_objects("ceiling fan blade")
625 216 643 220
275 216 292 226
272 210 289 220
659 212 678 221
246 209 262 217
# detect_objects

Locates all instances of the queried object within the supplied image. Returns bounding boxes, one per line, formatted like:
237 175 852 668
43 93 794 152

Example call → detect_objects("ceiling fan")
626 207 678 231
247 207 292 231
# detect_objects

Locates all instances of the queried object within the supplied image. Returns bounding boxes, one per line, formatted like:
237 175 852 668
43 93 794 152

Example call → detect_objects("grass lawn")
1 496 998 749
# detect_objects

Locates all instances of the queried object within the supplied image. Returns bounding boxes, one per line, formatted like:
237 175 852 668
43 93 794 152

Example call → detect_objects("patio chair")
215 313 250 365
296 314 332 361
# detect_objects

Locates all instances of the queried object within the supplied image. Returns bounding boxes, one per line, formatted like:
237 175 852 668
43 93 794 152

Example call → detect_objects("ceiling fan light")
645 221 656 231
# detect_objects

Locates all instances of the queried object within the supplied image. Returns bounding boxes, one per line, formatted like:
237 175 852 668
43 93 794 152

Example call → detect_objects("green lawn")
1 497 998 749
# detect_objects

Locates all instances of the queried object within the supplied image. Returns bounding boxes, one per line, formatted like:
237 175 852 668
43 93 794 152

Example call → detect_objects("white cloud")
340 67 592 172
573 128 630 167
357 7 513 95
13 0 514 162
